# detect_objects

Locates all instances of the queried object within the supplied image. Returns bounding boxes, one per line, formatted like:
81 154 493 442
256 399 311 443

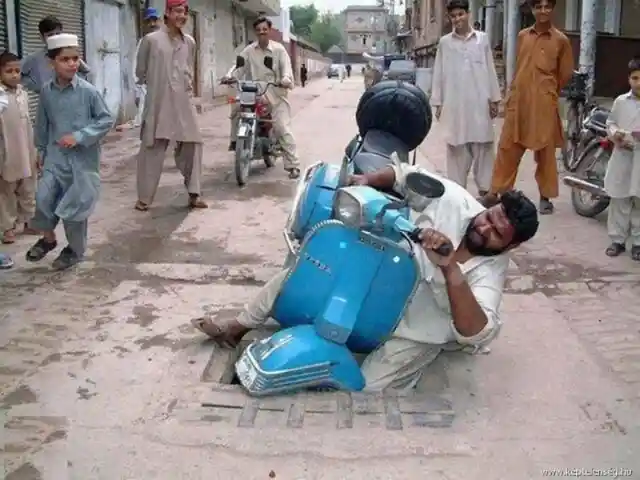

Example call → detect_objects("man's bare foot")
191 316 249 348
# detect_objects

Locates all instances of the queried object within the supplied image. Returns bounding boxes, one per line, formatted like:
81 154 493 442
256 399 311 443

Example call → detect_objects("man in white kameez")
603 58 640 261
134 0 207 211
132 8 161 128
431 0 501 197
223 17 301 180
192 162 540 391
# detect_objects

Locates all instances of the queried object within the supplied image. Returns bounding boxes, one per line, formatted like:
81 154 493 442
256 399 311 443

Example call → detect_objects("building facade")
0 0 281 124
342 5 391 58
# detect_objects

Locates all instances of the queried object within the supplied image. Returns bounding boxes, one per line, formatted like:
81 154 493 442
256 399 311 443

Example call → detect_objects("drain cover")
201 386 455 430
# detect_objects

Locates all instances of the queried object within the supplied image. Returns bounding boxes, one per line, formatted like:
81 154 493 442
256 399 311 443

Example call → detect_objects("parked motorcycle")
223 56 284 186
235 170 451 395
562 105 612 217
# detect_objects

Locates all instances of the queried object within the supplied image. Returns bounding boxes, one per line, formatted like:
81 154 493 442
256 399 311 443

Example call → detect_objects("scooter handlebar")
407 228 453 257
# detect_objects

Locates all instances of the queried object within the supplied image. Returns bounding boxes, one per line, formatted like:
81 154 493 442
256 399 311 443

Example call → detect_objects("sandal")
478 193 500 208
191 316 248 348
539 198 554 215
631 246 640 261
605 242 626 257
188 194 208 209
287 168 300 180
0 253 14 269
22 223 39 235
134 201 150 211
2 229 16 244
26 237 58 262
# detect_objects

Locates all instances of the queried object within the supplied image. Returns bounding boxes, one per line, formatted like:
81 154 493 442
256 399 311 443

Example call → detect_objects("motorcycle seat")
589 108 609 131
241 83 259 93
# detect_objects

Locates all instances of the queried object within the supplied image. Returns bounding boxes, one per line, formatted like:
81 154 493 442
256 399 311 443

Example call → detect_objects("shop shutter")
18 0 85 119
0 0 7 51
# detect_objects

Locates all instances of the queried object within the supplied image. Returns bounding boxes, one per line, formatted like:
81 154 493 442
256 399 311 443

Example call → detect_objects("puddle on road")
128 304 160 328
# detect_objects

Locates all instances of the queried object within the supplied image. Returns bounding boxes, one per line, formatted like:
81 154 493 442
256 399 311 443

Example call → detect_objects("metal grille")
0 0 7 52
18 0 85 119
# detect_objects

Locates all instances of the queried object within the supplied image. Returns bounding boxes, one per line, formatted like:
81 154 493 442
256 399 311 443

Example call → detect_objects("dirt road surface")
1 77 639 479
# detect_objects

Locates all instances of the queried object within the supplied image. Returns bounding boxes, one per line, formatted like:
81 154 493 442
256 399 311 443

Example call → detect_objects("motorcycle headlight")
333 190 362 226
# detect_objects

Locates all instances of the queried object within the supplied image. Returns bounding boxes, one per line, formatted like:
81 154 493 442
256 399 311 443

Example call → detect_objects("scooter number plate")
236 356 258 388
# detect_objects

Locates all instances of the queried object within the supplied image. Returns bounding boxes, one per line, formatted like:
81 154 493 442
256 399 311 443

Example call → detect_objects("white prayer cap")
46 33 79 51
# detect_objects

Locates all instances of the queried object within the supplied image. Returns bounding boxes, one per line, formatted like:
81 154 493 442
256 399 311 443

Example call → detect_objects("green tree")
289 4 318 37
308 14 343 54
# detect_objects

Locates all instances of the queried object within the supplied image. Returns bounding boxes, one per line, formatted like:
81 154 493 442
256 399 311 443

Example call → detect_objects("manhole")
200 329 455 429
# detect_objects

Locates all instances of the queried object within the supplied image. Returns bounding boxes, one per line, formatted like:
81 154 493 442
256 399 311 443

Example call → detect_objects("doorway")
86 0 122 119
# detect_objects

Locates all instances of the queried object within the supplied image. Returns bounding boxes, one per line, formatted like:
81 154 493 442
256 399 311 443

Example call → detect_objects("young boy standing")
21 16 91 93
26 34 114 270
431 0 501 196
604 58 640 261
0 51 38 244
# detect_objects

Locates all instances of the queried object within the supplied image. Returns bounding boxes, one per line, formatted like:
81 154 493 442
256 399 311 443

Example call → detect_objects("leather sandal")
605 242 626 257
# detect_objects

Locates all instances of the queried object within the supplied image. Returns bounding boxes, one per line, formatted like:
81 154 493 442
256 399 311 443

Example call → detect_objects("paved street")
2 77 640 479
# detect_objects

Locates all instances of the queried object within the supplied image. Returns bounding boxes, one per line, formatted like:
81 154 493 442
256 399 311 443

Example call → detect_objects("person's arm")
279 48 295 88
34 91 50 167
430 38 445 109
485 36 502 104
135 36 151 85
606 97 622 138
21 55 39 93
556 36 574 91
71 90 115 147
441 260 506 345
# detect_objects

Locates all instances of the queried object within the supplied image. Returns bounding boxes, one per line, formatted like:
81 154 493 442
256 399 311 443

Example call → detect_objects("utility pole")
579 0 597 97
485 0 496 47
506 0 520 88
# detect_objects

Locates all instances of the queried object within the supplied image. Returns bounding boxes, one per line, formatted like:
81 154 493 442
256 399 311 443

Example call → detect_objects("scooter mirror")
235 56 245 68
405 172 445 199
263 56 274 70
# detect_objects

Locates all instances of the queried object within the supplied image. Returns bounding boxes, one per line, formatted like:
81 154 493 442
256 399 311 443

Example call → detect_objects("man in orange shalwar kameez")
481 0 574 214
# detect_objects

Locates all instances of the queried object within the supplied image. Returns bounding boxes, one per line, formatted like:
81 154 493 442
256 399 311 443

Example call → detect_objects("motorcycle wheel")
235 138 251 187
570 142 611 218
562 102 583 172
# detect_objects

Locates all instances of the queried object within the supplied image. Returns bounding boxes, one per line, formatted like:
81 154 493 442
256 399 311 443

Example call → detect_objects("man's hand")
611 130 626 143
220 76 235 85
434 106 442 120
347 174 368 186
57 134 77 148
489 101 499 119
418 228 455 268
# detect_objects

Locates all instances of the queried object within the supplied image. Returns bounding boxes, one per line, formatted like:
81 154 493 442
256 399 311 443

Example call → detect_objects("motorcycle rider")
192 163 539 392
222 17 301 180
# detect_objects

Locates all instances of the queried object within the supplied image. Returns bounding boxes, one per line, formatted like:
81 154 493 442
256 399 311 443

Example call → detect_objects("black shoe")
26 237 58 262
51 246 81 271
539 198 554 215
228 141 236 151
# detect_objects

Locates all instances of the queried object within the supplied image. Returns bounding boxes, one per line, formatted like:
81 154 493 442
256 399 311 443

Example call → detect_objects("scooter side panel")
273 223 417 353
292 163 341 240
347 241 419 352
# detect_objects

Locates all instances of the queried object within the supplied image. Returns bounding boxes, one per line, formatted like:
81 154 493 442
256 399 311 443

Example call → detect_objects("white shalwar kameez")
604 91 640 246
431 29 501 193
238 162 509 392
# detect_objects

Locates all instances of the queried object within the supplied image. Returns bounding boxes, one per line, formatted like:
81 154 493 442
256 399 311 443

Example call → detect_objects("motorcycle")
223 55 284 186
562 105 613 217
235 170 451 395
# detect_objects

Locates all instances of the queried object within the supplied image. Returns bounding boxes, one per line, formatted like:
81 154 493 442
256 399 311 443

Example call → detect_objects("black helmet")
355 80 432 151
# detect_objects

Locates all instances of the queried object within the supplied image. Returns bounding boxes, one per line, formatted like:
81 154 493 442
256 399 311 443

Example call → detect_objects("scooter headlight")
333 190 362 226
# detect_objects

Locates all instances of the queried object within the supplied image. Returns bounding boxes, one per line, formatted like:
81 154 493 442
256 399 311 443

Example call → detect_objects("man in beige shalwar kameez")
224 17 301 179
134 0 207 211
0 52 38 244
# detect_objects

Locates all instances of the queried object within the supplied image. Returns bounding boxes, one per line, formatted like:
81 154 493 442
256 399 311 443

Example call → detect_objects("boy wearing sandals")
25 34 113 270
604 57 640 261
0 51 39 245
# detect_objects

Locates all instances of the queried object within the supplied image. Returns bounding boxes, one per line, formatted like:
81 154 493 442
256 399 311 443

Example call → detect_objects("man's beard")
463 217 504 257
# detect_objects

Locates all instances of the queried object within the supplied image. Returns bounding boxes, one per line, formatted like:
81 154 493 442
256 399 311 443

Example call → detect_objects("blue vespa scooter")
235 171 452 396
